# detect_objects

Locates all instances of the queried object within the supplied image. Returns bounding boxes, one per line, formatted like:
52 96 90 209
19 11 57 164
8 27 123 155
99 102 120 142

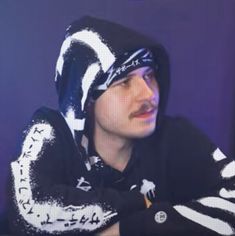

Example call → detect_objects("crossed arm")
8 111 235 235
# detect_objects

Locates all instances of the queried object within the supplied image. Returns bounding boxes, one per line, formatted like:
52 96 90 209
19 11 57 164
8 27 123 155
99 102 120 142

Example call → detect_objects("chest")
67 151 171 203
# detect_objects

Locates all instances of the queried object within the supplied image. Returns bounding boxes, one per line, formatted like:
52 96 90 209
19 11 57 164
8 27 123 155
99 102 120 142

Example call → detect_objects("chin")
132 126 156 138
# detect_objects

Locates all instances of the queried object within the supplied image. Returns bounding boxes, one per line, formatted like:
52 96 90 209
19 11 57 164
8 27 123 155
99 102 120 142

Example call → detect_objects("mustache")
129 101 158 119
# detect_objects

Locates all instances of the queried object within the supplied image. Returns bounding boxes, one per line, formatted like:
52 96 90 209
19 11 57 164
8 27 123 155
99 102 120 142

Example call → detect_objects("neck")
93 128 133 172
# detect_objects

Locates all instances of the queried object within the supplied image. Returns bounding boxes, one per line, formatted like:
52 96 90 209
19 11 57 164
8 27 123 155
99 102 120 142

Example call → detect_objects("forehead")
127 66 154 77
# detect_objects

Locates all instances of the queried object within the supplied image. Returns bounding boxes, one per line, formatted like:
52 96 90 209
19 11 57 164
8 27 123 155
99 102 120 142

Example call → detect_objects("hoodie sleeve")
120 117 235 236
8 108 145 235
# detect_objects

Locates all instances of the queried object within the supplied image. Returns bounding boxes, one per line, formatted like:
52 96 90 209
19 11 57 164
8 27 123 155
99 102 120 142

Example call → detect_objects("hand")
96 222 120 236
144 195 152 208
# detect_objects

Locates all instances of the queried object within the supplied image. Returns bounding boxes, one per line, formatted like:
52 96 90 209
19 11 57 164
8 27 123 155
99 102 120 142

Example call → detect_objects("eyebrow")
111 68 155 87
111 77 129 86
127 67 154 77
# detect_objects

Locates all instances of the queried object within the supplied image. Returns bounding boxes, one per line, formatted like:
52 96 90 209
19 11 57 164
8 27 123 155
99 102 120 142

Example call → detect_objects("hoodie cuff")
119 191 146 216
120 210 144 236
119 202 178 236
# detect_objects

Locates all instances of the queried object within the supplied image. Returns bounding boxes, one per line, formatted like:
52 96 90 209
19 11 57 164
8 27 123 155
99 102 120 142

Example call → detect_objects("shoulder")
23 107 75 148
149 115 217 169
31 106 64 125
160 116 218 175
158 115 215 149
158 115 202 133
31 107 71 134
12 107 77 166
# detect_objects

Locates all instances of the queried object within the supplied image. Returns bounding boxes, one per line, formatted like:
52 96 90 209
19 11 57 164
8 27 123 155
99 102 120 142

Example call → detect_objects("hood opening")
54 15 170 170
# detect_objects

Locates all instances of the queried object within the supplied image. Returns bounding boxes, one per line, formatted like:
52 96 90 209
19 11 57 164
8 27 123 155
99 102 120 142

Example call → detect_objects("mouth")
131 108 157 119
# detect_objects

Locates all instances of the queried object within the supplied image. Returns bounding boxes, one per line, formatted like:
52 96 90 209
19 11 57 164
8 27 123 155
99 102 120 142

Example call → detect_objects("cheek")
152 86 160 104
94 95 117 123
113 96 129 110
94 94 129 127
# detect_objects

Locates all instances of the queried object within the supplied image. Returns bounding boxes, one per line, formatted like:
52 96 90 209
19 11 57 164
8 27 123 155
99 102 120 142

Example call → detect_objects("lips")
129 101 158 120
133 109 156 118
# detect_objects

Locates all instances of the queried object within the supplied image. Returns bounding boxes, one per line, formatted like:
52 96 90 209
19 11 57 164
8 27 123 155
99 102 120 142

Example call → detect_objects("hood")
54 15 170 171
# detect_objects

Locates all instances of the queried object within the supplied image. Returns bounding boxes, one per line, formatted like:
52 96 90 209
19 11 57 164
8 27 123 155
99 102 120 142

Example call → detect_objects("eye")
120 78 130 87
112 77 131 87
143 70 156 83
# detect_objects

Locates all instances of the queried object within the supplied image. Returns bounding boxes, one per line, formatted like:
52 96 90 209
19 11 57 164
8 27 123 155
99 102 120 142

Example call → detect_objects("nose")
134 77 158 102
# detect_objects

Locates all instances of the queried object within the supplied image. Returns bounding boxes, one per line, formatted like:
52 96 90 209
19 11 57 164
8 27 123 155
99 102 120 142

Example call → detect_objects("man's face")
94 66 160 139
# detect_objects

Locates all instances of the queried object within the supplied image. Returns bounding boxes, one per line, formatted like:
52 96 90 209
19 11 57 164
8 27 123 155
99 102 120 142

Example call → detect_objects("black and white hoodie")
8 16 235 235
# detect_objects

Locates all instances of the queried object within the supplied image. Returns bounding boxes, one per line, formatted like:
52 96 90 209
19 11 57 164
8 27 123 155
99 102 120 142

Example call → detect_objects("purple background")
1 0 235 213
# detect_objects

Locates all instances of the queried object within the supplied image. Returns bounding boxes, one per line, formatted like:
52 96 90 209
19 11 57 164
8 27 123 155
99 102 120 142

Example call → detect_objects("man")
8 16 235 235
